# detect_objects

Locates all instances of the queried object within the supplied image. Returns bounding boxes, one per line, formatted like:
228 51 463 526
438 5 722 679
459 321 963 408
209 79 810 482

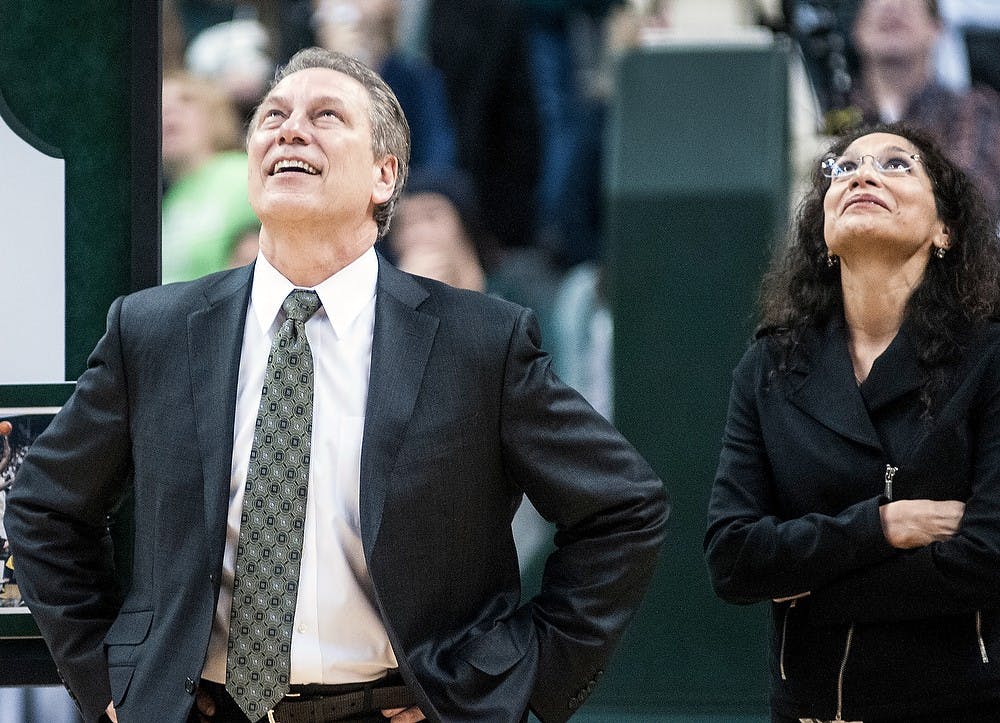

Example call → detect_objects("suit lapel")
787 322 882 449
188 265 254 554
359 257 439 554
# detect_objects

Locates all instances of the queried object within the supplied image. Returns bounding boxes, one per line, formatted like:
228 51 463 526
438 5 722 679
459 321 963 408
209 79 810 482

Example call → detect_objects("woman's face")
853 0 940 67
162 78 214 167
823 132 949 268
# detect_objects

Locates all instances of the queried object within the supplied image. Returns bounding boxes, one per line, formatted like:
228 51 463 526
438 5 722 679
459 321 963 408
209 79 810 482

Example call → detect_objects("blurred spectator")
161 72 260 284
256 0 318 69
0 427 9 566
847 0 1000 211
163 0 187 73
312 0 458 174
184 14 275 120
784 0 858 118
228 223 262 269
550 263 613 420
168 0 315 119
395 0 432 58
426 0 542 254
936 0 1000 93
635 0 670 29
383 168 491 291
519 0 625 268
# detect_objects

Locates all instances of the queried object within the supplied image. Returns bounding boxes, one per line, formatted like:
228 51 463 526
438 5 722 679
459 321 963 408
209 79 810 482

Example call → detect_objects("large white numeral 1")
0 91 66 384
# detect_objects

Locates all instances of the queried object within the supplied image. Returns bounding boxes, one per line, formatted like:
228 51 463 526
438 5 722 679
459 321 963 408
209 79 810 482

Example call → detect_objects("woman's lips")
844 194 889 211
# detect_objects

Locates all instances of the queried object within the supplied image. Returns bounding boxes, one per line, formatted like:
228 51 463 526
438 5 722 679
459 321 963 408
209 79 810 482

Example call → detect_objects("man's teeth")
273 159 319 175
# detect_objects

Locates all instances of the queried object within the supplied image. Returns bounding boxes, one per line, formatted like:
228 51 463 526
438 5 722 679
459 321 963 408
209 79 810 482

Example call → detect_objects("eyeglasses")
820 153 923 181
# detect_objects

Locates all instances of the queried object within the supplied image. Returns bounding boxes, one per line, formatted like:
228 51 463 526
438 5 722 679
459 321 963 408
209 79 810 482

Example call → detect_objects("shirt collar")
250 247 378 338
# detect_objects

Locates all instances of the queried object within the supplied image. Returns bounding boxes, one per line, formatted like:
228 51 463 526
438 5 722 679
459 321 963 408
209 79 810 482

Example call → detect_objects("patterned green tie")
226 289 322 720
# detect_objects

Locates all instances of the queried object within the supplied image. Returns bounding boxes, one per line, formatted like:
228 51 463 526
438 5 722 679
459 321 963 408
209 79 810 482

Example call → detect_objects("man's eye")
263 109 284 120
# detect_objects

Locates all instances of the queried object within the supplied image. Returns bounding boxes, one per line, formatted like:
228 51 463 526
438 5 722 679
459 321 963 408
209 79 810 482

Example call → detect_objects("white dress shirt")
203 247 398 684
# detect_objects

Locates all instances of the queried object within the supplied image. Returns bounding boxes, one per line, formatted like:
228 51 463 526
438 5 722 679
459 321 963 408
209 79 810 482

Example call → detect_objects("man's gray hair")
250 47 411 238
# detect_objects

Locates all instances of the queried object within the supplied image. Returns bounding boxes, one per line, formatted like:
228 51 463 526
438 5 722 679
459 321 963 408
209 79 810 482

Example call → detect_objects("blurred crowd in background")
160 0 1000 425
4 1 1000 719
160 0 1000 408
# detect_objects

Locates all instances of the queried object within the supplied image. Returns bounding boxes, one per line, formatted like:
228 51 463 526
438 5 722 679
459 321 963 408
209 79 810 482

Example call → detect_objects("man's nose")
278 113 309 144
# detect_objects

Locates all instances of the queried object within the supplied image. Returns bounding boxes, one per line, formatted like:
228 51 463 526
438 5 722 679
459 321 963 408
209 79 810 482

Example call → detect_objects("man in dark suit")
6 48 667 723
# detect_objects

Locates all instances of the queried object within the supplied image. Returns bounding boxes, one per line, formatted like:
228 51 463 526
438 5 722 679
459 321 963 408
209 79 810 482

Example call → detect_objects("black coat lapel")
859 323 924 413
787 322 882 449
360 257 439 555
188 265 253 555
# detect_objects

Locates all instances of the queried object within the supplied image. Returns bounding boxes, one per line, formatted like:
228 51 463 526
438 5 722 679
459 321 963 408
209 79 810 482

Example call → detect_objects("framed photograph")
0 408 60 638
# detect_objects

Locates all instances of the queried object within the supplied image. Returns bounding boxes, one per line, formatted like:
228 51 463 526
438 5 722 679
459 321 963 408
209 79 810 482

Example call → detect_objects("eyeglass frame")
820 152 924 181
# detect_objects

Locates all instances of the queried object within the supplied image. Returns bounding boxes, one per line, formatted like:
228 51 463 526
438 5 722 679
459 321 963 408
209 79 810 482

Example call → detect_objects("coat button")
185 677 196 694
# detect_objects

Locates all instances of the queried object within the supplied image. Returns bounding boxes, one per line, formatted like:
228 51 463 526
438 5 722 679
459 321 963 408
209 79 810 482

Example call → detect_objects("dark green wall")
600 42 790 716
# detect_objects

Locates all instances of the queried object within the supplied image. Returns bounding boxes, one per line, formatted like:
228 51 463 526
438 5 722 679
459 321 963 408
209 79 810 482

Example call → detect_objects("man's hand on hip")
382 705 426 721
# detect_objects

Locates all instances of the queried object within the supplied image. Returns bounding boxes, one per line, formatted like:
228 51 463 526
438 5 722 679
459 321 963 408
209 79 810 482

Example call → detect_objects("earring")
826 253 839 267
934 246 947 259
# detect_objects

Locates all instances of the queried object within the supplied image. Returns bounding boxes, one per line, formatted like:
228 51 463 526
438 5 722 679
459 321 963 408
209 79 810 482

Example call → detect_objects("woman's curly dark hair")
759 121 1000 415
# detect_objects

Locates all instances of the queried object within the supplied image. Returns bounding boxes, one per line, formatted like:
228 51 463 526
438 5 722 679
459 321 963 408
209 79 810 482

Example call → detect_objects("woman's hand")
880 499 965 549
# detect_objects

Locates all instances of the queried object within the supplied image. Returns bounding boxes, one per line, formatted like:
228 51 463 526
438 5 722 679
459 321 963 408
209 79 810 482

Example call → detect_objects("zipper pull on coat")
884 464 898 500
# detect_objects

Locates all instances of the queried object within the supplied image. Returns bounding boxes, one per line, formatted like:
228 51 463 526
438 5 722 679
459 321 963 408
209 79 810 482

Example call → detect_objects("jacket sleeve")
498 309 668 723
807 352 1000 625
704 343 896 605
5 297 132 723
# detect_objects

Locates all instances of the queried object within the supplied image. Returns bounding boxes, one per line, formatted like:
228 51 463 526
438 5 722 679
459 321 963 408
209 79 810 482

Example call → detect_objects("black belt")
199 676 416 723
270 679 416 723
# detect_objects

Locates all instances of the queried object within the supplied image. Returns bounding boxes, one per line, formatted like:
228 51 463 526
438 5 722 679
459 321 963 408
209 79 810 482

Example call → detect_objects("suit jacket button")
185 677 196 694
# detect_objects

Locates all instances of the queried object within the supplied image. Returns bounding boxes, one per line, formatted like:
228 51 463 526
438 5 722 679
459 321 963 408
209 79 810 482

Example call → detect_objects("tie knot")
282 289 322 323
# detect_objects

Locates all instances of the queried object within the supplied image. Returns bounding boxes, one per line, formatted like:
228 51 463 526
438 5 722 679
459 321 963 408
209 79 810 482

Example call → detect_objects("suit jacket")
705 319 1000 719
6 255 667 723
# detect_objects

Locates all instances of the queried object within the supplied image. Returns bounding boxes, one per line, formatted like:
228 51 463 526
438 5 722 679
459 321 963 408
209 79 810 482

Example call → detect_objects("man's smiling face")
247 67 391 231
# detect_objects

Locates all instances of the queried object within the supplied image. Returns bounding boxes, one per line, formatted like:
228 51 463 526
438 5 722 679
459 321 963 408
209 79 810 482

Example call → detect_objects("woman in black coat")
705 122 1000 722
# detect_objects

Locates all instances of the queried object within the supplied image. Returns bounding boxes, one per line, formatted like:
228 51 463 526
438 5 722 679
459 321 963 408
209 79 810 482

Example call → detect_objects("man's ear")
372 155 398 206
